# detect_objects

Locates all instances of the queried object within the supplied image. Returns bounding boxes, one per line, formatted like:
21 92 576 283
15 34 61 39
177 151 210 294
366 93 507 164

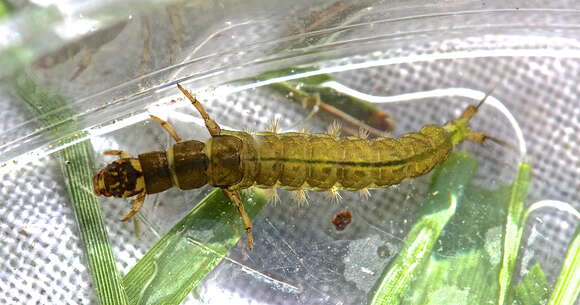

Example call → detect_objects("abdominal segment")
213 126 453 191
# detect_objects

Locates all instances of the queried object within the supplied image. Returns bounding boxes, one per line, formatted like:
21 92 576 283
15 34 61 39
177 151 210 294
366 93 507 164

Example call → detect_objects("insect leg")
177 83 222 137
465 132 487 143
300 93 321 122
459 91 492 120
284 93 320 132
69 49 94 81
466 132 517 151
104 150 133 159
166 4 184 63
150 115 183 142
222 189 254 250
139 16 152 74
120 191 146 221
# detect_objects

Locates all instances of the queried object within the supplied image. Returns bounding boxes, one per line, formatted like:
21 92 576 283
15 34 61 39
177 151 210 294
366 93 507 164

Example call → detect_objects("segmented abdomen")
212 125 453 191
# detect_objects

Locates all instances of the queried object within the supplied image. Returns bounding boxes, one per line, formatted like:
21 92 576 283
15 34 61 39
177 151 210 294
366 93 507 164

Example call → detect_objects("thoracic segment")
204 126 453 192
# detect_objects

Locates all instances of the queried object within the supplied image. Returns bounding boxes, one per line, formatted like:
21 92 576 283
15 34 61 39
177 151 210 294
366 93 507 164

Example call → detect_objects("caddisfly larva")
93 84 495 250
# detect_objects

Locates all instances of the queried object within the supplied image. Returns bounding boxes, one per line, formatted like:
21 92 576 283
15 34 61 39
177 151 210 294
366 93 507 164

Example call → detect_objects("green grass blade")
498 162 532 305
123 188 267 305
403 249 501 305
547 225 580 305
398 162 531 305
368 152 479 305
60 139 130 305
401 183 512 305
14 74 129 305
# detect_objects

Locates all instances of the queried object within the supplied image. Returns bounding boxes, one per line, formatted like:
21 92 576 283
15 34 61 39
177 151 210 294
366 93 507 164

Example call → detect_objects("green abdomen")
216 126 452 191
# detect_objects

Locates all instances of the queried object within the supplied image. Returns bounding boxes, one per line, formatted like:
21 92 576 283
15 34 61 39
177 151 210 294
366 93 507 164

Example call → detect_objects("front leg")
150 115 183 142
104 150 133 159
120 191 146 222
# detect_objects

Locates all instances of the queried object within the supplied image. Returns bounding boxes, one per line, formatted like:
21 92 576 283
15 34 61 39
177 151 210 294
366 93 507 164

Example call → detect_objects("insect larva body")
127 125 452 196
93 84 491 250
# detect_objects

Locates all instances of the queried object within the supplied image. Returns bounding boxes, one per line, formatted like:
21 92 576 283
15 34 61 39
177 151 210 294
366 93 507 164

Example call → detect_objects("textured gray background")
1 1 579 304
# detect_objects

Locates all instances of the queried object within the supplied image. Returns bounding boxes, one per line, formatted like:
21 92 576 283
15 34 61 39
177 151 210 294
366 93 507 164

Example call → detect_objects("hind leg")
222 189 254 251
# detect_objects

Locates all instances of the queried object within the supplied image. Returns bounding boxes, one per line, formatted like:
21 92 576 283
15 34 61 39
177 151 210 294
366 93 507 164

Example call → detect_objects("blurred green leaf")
498 162 532 305
369 155 536 305
548 225 580 305
255 67 395 135
368 152 479 305
513 264 550 305
123 188 267 305
0 1 9 18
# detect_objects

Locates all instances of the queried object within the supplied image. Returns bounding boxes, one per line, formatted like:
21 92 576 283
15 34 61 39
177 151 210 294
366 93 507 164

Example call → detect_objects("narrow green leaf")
60 139 129 305
123 188 267 305
498 162 532 305
397 164 530 305
547 225 580 305
403 249 501 305
14 74 128 305
401 184 511 305
368 152 479 305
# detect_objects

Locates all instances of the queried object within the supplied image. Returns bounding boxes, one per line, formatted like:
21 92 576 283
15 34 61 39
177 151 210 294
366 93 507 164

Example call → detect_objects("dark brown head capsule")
93 158 145 198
